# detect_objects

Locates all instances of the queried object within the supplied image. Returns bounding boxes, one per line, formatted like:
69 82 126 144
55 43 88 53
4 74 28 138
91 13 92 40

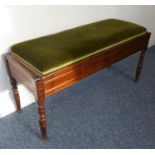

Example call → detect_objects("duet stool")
4 19 151 140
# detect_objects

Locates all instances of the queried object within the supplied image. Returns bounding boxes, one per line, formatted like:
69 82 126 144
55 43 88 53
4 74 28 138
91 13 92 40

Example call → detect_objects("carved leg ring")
10 77 22 112
36 80 47 140
135 48 147 81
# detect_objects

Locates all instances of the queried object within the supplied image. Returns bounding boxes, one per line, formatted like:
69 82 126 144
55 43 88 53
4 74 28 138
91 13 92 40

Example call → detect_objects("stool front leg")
36 79 47 140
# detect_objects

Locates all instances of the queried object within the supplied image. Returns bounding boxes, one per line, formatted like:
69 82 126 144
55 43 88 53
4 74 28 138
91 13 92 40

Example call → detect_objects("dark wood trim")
4 32 151 140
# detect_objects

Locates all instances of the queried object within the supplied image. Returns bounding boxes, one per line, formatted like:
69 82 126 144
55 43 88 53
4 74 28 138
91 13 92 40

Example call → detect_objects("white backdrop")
0 5 155 118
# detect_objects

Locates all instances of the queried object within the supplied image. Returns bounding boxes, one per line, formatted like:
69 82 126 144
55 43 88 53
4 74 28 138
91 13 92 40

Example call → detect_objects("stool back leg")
135 47 147 81
4 56 22 112
10 78 22 112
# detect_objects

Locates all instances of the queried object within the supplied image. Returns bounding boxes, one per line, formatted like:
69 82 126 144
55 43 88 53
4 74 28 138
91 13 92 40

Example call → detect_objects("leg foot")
39 120 47 140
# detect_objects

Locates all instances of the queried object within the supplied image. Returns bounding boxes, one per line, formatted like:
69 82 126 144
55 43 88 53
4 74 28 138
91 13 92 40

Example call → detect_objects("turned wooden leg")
36 79 47 140
4 55 22 112
10 77 22 112
38 102 47 140
135 48 147 81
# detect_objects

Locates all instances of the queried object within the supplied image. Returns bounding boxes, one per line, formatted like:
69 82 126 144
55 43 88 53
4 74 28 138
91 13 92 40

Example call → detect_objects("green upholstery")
11 19 146 75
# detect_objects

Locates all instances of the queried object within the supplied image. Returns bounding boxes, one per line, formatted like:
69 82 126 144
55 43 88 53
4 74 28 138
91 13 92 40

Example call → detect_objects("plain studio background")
0 5 155 118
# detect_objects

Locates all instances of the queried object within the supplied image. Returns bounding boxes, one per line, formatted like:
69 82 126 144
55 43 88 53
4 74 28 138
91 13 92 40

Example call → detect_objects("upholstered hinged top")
11 18 147 75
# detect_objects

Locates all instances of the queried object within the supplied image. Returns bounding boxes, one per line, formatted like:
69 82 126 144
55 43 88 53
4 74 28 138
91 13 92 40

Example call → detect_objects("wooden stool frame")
4 32 151 140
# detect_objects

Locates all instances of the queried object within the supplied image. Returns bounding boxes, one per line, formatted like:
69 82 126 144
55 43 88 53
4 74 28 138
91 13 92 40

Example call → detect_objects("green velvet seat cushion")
11 18 146 75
